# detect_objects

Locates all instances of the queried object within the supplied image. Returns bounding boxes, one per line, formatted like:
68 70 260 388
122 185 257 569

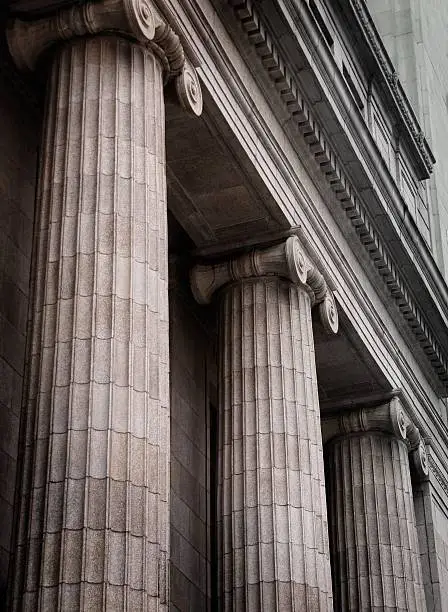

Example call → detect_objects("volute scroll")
322 395 429 479
174 57 203 117
191 235 339 335
8 0 203 118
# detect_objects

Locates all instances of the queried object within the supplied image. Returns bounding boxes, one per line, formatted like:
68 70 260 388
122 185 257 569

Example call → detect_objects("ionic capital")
7 0 203 115
190 235 339 334
322 396 429 478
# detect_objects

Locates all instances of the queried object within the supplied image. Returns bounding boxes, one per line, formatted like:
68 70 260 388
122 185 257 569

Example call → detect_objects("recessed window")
310 0 334 50
343 64 364 110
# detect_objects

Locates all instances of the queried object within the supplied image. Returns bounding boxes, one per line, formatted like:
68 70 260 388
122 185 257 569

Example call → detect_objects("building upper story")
367 0 448 278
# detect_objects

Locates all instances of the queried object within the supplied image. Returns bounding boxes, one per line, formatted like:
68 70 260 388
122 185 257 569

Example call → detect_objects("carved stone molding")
227 0 448 390
350 0 434 172
190 235 339 333
322 396 429 478
428 453 448 496
7 0 203 112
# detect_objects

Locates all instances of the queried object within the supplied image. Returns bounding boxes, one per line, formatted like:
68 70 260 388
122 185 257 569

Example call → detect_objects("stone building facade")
0 0 447 610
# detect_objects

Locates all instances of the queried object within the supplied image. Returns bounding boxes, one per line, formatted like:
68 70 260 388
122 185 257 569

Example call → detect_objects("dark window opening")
343 64 364 110
310 0 334 49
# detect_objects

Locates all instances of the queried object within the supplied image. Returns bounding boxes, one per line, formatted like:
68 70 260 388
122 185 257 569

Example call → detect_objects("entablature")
5 0 448 397
222 0 448 394
338 0 434 178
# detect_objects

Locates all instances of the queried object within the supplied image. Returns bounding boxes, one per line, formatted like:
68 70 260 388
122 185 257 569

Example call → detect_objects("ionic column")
323 397 428 611
7 2 202 610
191 236 339 611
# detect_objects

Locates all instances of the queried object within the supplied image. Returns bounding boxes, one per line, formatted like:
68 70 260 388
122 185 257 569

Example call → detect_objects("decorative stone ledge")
227 0 448 391
427 452 448 496
322 396 429 479
7 0 203 115
190 235 339 334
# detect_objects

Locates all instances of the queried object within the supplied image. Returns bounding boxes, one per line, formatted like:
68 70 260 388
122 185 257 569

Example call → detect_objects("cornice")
190 235 339 334
349 0 435 174
227 0 448 392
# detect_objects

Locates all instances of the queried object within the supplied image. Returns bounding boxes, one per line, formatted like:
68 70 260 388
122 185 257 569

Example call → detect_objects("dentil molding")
226 0 448 390
7 0 203 115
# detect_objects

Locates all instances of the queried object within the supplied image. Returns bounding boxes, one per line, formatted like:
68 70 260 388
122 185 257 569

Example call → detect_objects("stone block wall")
0 51 39 602
414 482 440 610
169 282 217 611
433 496 448 611
414 479 448 611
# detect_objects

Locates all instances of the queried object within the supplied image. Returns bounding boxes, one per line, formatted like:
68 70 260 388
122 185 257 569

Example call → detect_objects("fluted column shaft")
219 277 333 611
11 36 169 610
326 432 426 611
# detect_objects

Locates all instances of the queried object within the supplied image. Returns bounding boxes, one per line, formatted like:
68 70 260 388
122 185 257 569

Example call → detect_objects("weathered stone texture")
413 482 444 611
219 278 333 611
433 496 448 611
326 432 426 611
10 36 170 609
0 59 38 602
169 288 216 611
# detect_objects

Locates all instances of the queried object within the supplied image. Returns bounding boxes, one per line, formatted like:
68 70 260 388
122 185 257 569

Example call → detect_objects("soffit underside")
165 90 289 248
314 310 390 411
165 95 391 408
167 217 391 409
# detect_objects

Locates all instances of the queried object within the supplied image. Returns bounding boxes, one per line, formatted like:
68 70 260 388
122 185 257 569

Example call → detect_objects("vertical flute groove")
326 432 426 611
219 277 332 611
11 36 169 611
